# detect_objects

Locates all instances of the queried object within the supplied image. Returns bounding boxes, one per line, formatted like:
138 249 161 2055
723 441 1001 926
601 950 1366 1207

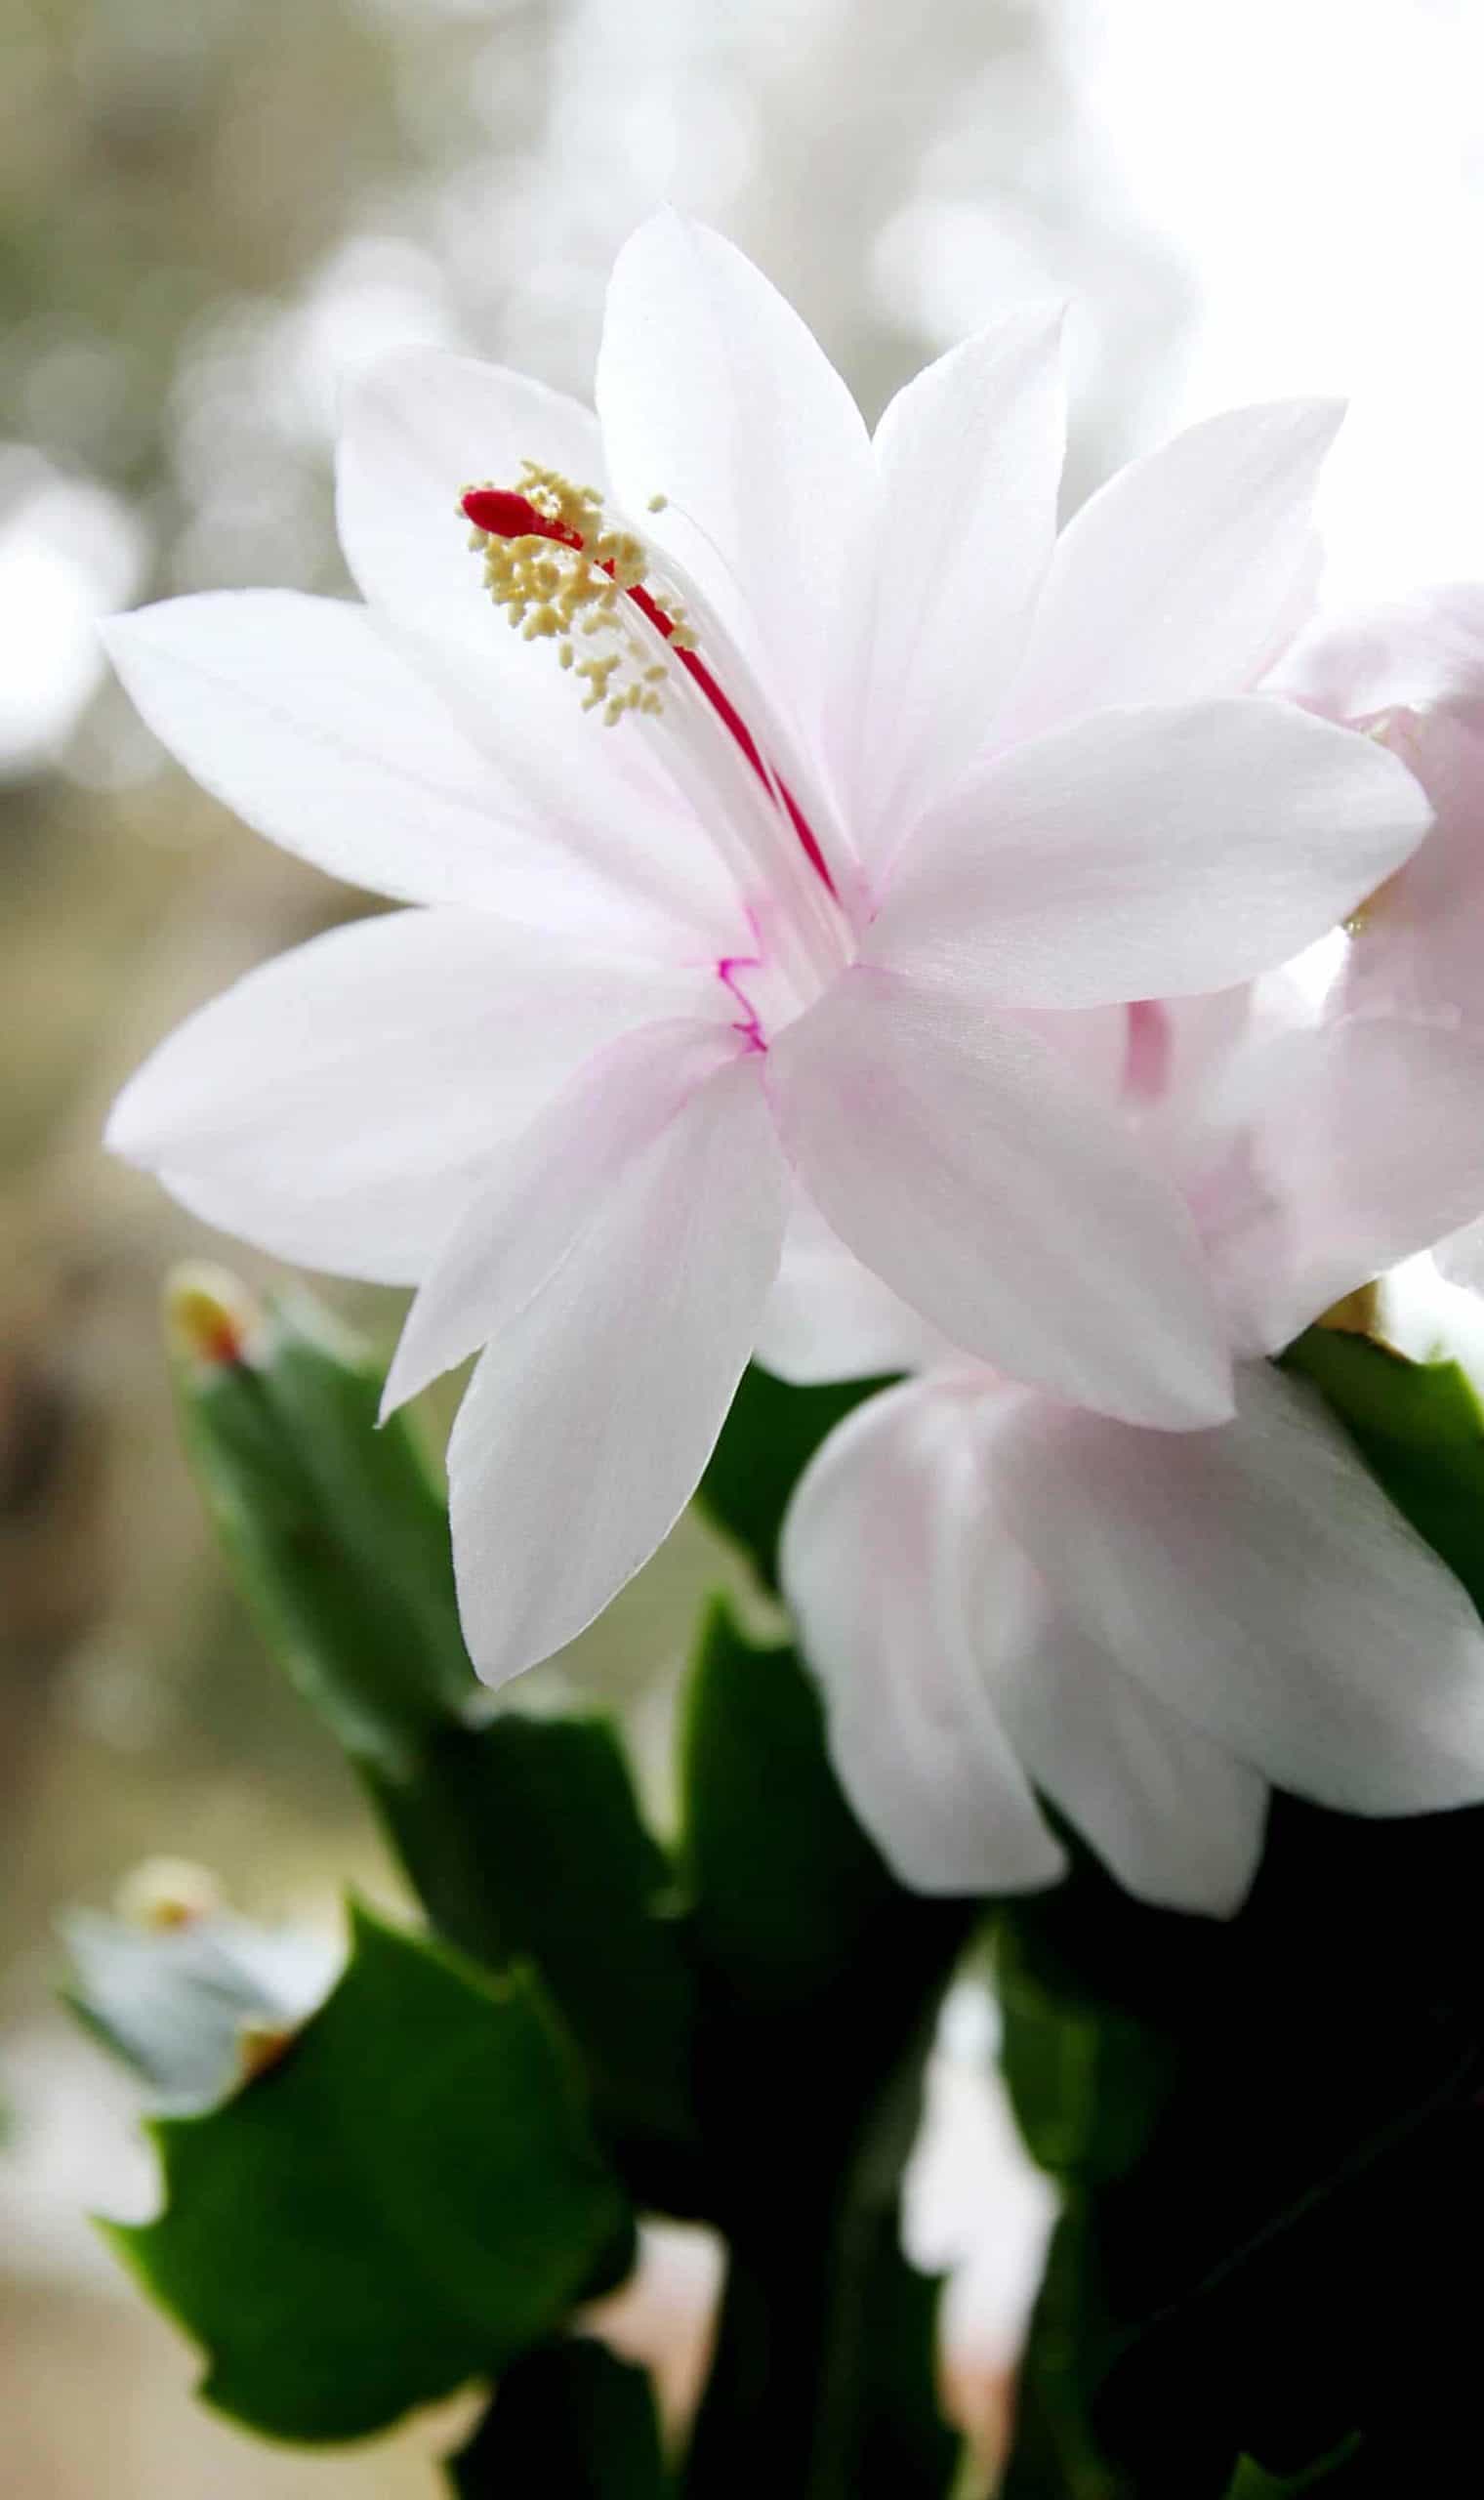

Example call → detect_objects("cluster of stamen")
461 464 694 727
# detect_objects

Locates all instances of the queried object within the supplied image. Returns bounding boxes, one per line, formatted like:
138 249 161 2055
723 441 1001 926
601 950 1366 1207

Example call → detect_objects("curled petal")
780 1379 1064 1896
996 1362 1484 1815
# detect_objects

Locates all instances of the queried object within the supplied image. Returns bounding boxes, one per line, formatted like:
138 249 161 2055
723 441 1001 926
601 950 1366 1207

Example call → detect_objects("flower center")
461 468 838 899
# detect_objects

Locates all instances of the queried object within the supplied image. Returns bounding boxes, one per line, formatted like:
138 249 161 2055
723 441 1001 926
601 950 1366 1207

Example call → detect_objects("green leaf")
680 1597 908 2006
1228 2438 1367 2496
367 1714 703 2205
676 1601 969 2496
107 1903 634 2443
696 1364 892 1590
1282 1324 1484 1612
170 1272 703 2198
63 1903 336 2111
447 2339 667 2498
171 1276 474 1777
995 1909 1177 2184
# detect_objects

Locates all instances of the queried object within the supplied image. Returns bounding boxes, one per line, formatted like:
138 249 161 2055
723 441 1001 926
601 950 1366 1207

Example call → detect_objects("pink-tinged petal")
107 913 707 1284
1437 1218 1484 1293
595 211 872 794
754 1196 956 1386
1338 710 1484 1026
851 308 1066 862
103 591 718 949
769 967 1231 1427
445 1040 788 1686
1001 400 1343 738
870 698 1432 1010
971 1516 1269 1917
383 1018 744 1411
780 1379 1065 1896
1197 1017 1484 1355
997 1361 1484 1814
336 347 604 648
1265 583 1484 727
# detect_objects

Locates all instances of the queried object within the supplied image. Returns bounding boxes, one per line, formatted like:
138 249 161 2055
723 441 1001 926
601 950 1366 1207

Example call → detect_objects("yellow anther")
462 465 687 729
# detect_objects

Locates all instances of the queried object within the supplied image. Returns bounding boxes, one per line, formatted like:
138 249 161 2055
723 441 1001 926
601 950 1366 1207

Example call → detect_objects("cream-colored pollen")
462 462 695 728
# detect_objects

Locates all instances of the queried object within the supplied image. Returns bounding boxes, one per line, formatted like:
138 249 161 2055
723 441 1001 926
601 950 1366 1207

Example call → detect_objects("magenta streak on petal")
716 956 767 1053
461 485 839 900
1123 999 1173 1103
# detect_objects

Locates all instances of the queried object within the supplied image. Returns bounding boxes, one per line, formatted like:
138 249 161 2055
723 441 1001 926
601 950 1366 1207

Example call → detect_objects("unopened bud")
236 2019 298 2082
115 1855 223 1931
164 1264 264 1372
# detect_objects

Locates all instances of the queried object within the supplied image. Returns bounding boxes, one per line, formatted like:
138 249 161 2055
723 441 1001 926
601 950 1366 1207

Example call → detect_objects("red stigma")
463 481 838 900
462 487 581 548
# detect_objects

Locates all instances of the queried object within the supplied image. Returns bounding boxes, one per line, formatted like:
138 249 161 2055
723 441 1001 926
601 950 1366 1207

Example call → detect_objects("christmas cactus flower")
105 214 1432 1685
780 976 1484 1915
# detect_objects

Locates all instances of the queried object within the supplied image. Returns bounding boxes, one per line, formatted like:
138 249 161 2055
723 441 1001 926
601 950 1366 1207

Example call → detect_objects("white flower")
781 976 1484 1916
105 214 1429 1687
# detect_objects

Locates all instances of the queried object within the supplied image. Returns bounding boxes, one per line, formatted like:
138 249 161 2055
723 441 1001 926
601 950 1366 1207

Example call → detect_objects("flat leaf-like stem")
106 1904 634 2443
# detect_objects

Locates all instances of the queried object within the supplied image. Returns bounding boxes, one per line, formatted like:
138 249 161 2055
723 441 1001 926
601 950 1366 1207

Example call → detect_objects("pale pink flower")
781 977 1484 1915
105 215 1430 1686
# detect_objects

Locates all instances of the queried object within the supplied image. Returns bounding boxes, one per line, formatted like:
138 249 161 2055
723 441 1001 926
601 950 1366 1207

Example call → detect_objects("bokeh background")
3 2 1482 2489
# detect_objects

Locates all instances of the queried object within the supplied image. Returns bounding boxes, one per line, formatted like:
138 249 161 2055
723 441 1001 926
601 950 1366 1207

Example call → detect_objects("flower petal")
851 308 1067 863
1338 710 1484 1026
596 211 871 794
1265 582 1484 727
869 698 1432 1009
754 1195 956 1386
975 1536 1269 1917
769 969 1231 1428
107 911 706 1283
780 1378 1065 1896
1198 1017 1484 1354
383 1018 744 1411
996 1361 1484 1814
1002 400 1343 737
336 346 605 648
443 1038 788 1685
107 586 743 951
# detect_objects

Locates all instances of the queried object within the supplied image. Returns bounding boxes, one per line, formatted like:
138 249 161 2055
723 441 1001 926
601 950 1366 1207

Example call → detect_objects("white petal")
997 1361 1484 1814
780 1379 1065 1895
445 1043 788 1684
107 912 705 1283
1199 1017 1484 1354
1002 400 1343 737
974 1532 1269 1917
1265 582 1484 726
384 1018 743 1411
851 308 1066 862
1338 710 1484 1027
336 346 604 647
596 211 871 795
754 1195 956 1386
103 590 682 946
870 698 1432 1009
1437 1218 1484 1293
769 968 1231 1427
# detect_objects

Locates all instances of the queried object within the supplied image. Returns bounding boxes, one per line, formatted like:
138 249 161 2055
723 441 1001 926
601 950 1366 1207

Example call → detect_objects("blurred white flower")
0 450 144 779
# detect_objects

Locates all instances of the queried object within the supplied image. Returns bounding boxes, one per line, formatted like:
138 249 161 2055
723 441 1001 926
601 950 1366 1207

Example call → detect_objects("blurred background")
3 1 1482 2488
